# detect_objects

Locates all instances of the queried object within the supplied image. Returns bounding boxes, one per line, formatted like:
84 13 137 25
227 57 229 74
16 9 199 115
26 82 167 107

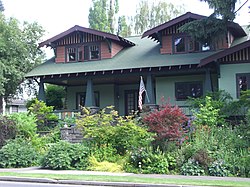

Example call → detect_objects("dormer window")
65 44 101 62
66 46 83 62
174 37 185 53
67 47 77 62
173 35 211 54
84 44 100 60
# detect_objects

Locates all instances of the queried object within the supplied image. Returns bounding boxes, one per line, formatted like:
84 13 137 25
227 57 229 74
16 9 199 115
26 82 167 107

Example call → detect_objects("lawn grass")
0 172 249 187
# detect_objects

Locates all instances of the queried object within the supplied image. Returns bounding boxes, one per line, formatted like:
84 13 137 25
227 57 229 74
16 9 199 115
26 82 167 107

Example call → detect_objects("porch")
53 105 193 120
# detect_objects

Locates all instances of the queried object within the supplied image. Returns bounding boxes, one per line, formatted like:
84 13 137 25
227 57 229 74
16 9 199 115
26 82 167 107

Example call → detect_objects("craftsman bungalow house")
25 12 250 117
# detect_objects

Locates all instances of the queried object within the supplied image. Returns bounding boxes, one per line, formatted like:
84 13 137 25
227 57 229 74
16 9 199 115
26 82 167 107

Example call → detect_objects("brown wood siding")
217 36 228 50
55 46 65 63
160 35 172 54
111 42 123 57
101 42 112 59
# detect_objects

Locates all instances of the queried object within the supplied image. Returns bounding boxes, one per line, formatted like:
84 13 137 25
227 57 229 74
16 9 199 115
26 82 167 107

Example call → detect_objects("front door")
125 90 138 115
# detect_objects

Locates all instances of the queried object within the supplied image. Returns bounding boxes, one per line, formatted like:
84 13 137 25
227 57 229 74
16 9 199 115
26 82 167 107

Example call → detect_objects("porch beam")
85 78 96 107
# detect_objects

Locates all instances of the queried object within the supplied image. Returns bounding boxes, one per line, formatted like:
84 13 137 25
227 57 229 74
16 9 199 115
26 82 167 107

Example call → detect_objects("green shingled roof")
26 36 217 78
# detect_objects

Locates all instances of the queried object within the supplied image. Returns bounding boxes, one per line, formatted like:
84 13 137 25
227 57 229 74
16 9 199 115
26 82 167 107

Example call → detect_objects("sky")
3 0 250 57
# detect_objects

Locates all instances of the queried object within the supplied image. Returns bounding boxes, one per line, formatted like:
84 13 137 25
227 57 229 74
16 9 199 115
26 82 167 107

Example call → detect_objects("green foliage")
117 15 133 37
192 96 223 127
31 127 61 155
238 90 250 109
126 147 177 174
180 0 239 51
88 144 119 163
0 13 44 98
87 156 123 172
9 112 37 139
0 115 17 147
181 159 205 176
179 17 226 49
142 151 175 174
200 0 237 21
28 99 58 131
76 106 153 155
208 160 231 177
0 138 38 168
45 84 66 110
89 0 119 34
134 0 184 34
41 141 89 170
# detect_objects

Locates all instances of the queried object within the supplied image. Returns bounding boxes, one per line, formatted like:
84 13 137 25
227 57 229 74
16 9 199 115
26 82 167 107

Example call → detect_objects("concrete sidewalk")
0 167 249 186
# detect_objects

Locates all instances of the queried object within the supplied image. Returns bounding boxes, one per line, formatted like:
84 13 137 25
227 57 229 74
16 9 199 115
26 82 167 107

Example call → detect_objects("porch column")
205 68 212 92
145 74 155 104
143 74 158 112
38 81 46 102
85 79 96 107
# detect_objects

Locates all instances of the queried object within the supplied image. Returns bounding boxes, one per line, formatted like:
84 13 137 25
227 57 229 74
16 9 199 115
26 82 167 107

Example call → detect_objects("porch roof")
25 36 216 78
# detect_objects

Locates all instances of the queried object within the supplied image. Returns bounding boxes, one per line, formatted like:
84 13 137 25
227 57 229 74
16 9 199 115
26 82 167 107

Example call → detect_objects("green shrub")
31 127 61 155
142 151 175 174
0 138 38 168
88 143 118 163
77 106 153 155
193 149 212 169
126 147 177 174
192 96 224 127
208 160 231 177
181 159 205 176
28 99 58 131
87 156 123 172
10 112 37 139
0 115 17 147
41 141 89 170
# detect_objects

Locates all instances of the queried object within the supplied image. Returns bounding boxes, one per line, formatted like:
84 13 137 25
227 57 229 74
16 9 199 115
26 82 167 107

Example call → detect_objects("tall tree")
134 0 184 34
200 0 237 21
88 0 119 34
0 0 4 12
117 15 133 37
180 0 249 48
0 14 45 113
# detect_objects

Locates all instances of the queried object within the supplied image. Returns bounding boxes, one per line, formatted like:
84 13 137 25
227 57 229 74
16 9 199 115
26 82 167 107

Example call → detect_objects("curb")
0 176 184 187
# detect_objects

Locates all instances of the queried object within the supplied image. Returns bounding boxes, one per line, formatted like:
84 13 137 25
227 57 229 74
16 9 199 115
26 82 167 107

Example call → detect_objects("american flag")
138 76 146 110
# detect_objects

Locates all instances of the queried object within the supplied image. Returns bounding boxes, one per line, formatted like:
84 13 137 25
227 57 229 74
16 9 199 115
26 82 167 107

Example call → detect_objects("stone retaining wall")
60 127 83 143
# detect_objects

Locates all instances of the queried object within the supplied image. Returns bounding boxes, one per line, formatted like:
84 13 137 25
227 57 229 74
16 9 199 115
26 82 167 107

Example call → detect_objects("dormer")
39 25 135 63
142 12 246 55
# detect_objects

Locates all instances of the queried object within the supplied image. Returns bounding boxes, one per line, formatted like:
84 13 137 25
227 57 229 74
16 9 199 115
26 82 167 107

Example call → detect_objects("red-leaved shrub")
143 99 188 142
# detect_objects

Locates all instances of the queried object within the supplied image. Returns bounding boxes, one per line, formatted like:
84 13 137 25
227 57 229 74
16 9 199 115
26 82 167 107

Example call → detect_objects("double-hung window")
84 44 100 60
66 46 84 62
